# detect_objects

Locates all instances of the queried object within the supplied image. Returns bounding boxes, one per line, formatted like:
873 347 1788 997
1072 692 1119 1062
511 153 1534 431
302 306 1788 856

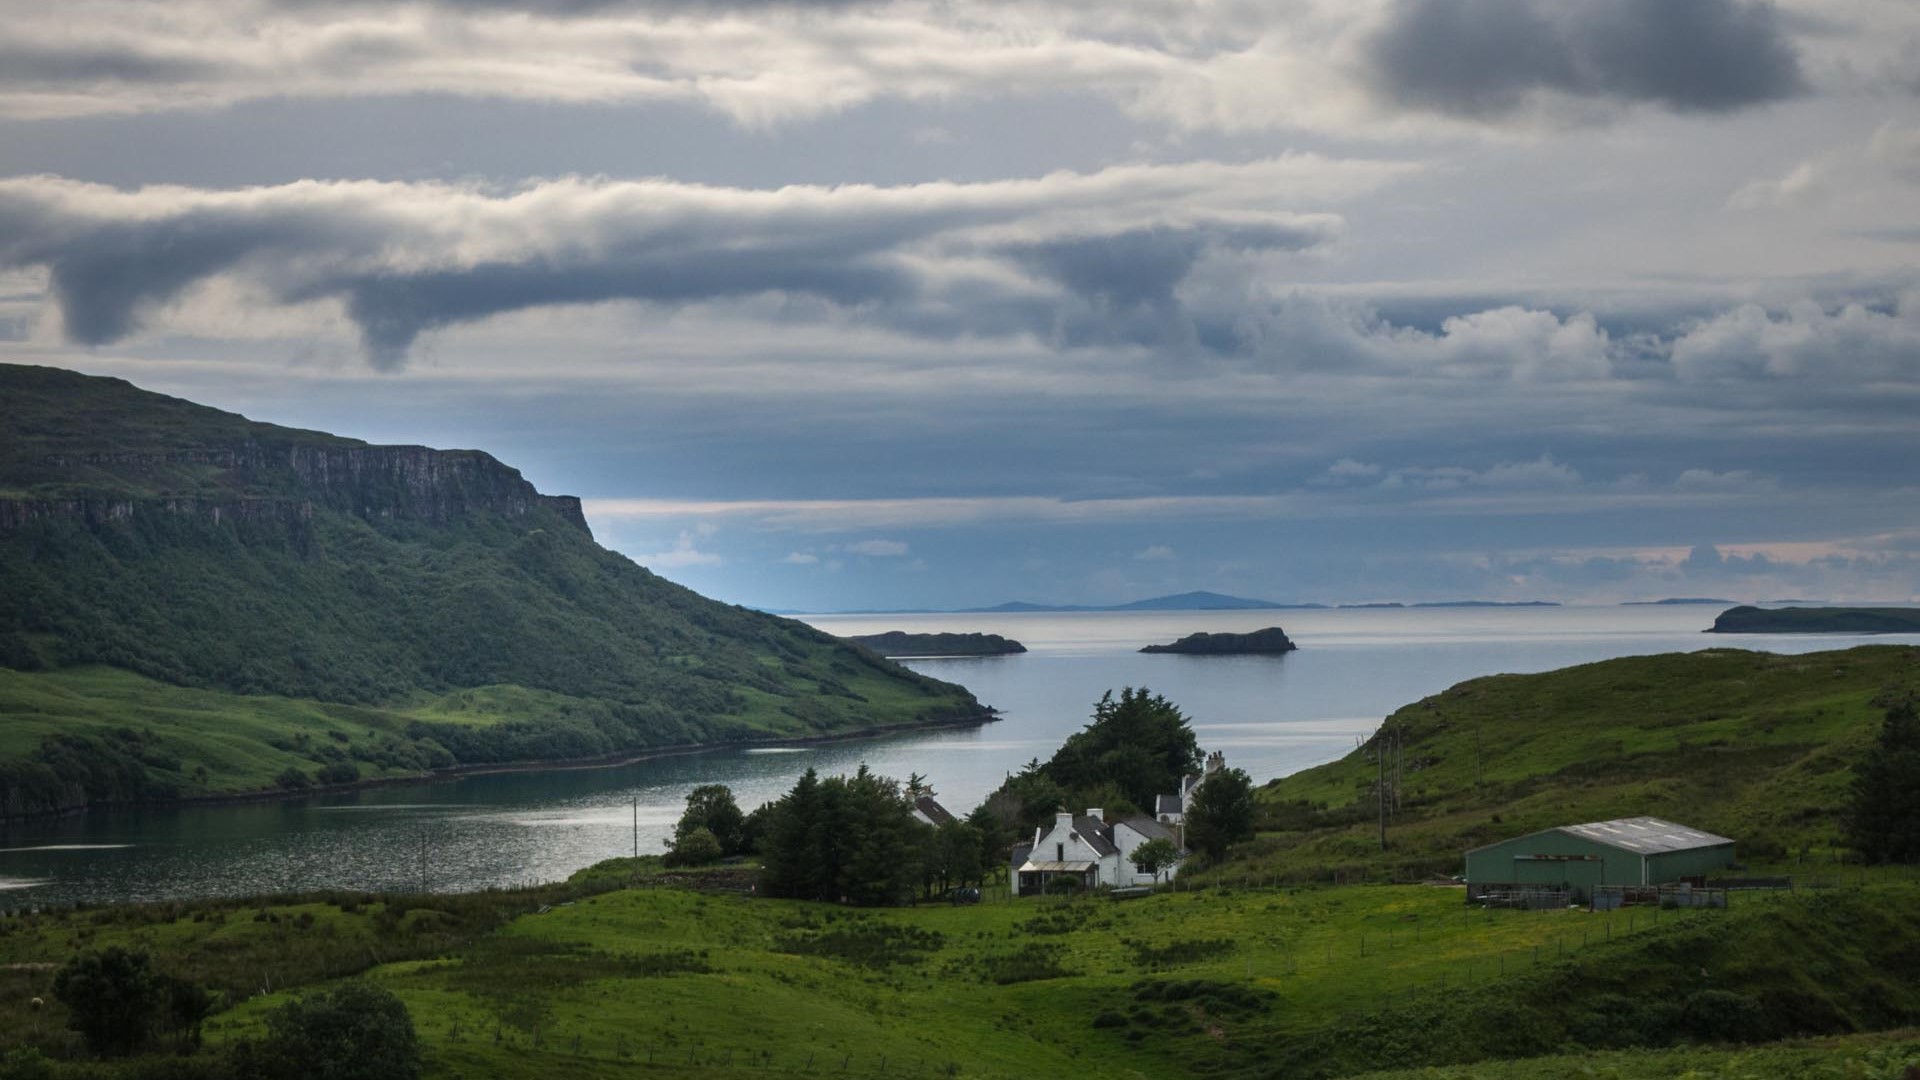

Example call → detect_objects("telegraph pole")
633 797 639 859
1377 731 1387 851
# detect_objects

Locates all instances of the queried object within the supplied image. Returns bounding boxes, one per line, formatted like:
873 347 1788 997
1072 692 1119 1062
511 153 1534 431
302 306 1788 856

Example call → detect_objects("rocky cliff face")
3 442 590 537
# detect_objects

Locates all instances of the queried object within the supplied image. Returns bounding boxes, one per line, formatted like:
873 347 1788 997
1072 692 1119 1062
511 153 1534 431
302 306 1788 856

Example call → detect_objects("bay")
2 605 1910 907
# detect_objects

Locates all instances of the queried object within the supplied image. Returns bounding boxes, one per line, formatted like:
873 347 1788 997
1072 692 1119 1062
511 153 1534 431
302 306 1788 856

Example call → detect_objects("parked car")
948 886 981 905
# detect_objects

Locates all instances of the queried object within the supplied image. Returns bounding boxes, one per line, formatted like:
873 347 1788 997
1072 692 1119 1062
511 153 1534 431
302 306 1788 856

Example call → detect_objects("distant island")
1623 598 1737 606
1707 606 1920 634
969 590 1322 613
1140 627 1298 655
847 631 1027 657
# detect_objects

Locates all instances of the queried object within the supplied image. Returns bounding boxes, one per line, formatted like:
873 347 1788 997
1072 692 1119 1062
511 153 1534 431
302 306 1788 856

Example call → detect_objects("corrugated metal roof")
1558 817 1733 855
1019 860 1097 873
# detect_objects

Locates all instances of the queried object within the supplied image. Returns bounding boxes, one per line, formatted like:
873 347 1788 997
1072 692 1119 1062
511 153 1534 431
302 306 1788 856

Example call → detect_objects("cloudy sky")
3 0 1918 609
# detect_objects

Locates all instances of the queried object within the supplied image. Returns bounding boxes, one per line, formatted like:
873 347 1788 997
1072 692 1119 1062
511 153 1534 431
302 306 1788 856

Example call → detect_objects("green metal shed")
1464 816 1734 903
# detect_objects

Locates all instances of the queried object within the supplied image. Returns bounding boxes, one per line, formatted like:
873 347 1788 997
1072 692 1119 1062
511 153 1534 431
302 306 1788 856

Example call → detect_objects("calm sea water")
3 606 1911 907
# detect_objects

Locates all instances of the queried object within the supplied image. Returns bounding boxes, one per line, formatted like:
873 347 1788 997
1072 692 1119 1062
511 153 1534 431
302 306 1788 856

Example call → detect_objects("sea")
2 605 1913 908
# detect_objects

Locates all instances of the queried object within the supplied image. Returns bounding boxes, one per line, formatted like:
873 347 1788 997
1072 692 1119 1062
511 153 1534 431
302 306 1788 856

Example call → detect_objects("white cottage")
1012 809 1185 895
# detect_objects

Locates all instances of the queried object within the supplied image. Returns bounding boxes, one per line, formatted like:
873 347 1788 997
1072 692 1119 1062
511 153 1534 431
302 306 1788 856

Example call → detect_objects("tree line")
660 688 1257 905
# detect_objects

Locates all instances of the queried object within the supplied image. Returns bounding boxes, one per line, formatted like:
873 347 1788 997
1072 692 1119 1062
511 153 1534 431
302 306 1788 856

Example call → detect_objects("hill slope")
1246 646 1920 880
0 365 984 817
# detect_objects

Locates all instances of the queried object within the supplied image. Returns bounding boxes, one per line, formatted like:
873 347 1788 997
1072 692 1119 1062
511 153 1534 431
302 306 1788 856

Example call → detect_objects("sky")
2 0 1918 611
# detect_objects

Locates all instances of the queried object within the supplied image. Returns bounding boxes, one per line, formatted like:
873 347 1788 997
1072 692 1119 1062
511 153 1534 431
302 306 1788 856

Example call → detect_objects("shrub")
238 982 420 1080
1681 989 1770 1044
52 946 164 1057
663 826 723 867
315 761 360 786
274 767 312 790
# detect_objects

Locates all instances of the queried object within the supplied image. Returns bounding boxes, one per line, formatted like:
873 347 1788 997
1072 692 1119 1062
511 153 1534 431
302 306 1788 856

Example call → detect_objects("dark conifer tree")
1844 699 1920 864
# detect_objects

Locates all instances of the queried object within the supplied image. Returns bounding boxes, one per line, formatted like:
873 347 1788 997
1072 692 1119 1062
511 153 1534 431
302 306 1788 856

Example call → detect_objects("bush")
52 946 164 1057
663 826 723 867
315 761 361 786
238 982 420 1080
1043 876 1083 896
274 767 312 791
1681 989 1770 1044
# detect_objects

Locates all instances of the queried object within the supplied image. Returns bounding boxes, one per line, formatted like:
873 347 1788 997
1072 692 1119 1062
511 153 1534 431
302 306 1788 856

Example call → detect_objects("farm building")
1464 816 1735 903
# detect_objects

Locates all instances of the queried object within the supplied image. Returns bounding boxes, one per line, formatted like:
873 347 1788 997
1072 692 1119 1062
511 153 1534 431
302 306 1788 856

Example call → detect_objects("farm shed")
1464 816 1735 903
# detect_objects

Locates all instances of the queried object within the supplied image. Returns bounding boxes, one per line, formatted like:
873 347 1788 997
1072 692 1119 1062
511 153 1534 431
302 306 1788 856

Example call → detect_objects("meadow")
8 862 1919 1079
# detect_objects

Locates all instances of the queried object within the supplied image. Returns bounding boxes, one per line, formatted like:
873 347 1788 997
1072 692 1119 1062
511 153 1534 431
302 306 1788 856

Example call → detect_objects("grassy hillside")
6 871 1920 1079
1240 646 1920 882
0 365 983 816
1709 605 1920 633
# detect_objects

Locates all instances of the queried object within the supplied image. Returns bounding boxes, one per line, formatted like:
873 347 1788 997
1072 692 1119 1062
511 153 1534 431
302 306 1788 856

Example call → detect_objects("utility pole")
419 830 429 894
1377 731 1387 851
633 797 639 859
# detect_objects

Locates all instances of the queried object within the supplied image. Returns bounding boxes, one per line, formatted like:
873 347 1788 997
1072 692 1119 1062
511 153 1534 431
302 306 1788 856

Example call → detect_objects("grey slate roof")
1010 842 1033 872
914 795 957 827
1034 815 1117 857
1559 816 1733 855
1117 816 1176 843
1155 794 1183 816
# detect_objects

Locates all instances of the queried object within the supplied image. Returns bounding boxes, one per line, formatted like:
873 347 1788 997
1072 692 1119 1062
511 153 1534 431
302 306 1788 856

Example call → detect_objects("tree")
1185 766 1256 861
664 825 723 867
243 982 420 1080
1129 837 1179 884
1044 689 1201 812
673 784 747 856
53 947 163 1057
1844 699 1920 864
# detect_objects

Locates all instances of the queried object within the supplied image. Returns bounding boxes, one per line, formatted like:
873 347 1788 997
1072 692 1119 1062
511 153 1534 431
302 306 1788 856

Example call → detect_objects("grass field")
5 865 1919 1078
1233 645 1920 885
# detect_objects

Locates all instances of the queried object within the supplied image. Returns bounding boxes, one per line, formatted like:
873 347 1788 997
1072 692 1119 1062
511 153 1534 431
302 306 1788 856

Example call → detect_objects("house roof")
1155 794 1183 816
1469 816 1733 857
1116 816 1176 843
1019 860 1098 873
914 795 957 827
1034 815 1118 857
1010 842 1033 869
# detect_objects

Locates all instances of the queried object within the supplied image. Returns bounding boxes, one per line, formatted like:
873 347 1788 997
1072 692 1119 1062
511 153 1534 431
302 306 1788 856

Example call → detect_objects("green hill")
1243 646 1920 882
0 364 984 818
1708 605 1920 633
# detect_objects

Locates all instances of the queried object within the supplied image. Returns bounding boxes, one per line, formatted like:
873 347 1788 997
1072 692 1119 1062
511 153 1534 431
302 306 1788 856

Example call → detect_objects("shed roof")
1559 817 1733 855
1469 816 1733 858
1019 860 1098 873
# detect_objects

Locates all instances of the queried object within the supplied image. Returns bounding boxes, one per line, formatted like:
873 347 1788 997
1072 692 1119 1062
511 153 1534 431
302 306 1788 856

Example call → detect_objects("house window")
1056 843 1064 862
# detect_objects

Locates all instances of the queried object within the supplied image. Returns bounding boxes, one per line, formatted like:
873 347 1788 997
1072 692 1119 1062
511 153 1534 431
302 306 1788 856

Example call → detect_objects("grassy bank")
1237 645 1920 884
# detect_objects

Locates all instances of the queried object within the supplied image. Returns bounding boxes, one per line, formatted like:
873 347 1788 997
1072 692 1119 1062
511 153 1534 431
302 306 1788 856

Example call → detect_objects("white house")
911 795 957 828
1012 809 1185 895
1155 750 1226 828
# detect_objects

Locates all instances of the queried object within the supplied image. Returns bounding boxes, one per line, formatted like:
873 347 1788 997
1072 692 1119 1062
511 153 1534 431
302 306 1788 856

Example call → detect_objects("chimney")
1085 808 1103 822
1055 811 1074 832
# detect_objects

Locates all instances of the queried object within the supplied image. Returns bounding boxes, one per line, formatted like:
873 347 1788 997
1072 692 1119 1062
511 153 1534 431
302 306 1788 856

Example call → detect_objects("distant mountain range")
785 591 1563 615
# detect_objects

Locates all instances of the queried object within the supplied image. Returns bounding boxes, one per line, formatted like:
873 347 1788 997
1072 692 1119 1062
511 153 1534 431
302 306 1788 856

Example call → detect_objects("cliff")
0 363 986 818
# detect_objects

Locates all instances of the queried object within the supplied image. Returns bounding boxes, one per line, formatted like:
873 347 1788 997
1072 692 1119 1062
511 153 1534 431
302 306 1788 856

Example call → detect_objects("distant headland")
1706 606 1920 634
1140 627 1298 655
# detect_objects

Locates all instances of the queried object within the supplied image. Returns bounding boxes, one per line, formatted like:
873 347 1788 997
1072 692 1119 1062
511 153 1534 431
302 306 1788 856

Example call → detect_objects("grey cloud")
1363 0 1806 119
0 164 1352 368
0 44 227 88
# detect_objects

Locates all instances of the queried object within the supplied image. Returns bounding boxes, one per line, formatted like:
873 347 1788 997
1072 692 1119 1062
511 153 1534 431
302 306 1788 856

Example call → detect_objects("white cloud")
843 538 910 557
1134 544 1176 560
1669 297 1920 380
781 551 821 565
637 530 723 569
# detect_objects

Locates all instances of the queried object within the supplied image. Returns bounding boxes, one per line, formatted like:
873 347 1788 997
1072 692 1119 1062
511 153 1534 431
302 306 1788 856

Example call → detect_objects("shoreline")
0 710 1000 826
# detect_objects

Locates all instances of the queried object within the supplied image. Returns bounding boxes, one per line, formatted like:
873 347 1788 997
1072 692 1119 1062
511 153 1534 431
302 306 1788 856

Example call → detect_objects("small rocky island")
847 631 1027 657
1140 627 1297 655
1707 606 1920 634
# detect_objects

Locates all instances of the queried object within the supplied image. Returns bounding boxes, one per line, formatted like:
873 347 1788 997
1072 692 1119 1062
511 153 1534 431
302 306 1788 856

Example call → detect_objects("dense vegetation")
1708 605 1920 633
1242 646 1920 884
0 364 982 817
1139 627 1297 655
970 688 1203 852
1845 699 1920 864
845 632 1026 657
755 769 989 904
